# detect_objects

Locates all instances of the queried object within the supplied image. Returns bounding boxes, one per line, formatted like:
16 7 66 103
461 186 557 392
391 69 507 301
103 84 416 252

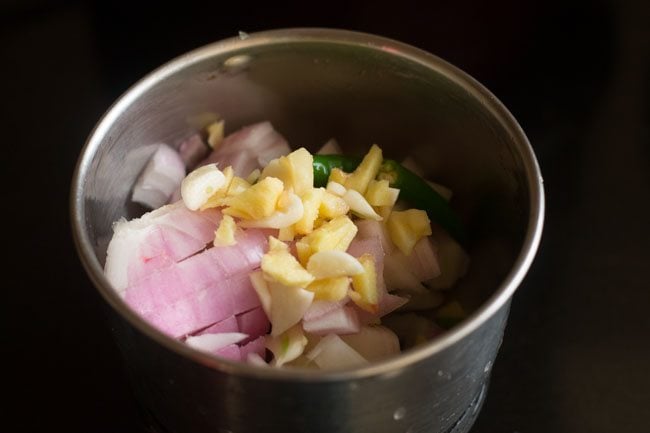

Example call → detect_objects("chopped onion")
303 306 360 335
303 299 349 322
341 326 400 361
268 282 314 336
185 332 248 353
409 237 441 281
306 334 368 369
132 143 185 209
178 134 209 169
317 138 342 155
266 325 308 367
384 252 428 293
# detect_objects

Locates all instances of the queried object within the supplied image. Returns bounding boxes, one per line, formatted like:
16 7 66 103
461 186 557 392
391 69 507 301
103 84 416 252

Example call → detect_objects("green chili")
312 155 362 187
312 155 467 244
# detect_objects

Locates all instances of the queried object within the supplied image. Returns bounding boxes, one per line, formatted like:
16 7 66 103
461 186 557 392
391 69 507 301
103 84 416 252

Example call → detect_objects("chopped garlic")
344 144 382 194
239 191 304 229
349 253 379 313
297 216 358 264
260 148 313 196
278 225 296 242
181 164 227 211
305 277 350 301
213 214 237 246
206 120 225 148
245 168 261 184
326 181 347 197
286 148 314 196
306 250 364 279
294 188 324 235
223 176 283 219
319 190 349 219
328 167 349 185
200 166 234 210
343 189 382 221
268 236 289 252
262 243 315 288
226 176 251 196
387 209 432 256
365 179 400 207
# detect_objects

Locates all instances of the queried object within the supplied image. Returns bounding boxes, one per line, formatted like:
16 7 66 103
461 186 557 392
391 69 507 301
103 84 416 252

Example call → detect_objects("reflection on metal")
222 54 252 74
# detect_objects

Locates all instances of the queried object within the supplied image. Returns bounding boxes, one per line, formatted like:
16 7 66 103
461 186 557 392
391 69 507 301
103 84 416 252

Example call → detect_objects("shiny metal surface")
71 28 544 433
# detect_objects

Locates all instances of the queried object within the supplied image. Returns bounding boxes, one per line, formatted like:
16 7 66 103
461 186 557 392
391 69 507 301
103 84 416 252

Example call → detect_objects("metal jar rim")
70 27 545 382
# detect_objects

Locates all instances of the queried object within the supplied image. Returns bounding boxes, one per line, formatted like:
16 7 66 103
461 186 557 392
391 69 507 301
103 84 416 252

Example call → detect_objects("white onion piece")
266 325 308 367
378 293 409 317
382 313 443 348
132 144 185 209
400 157 425 176
427 229 470 290
168 187 182 204
104 218 146 295
132 188 168 210
303 299 349 322
303 306 360 335
257 140 292 166
317 138 342 155
409 237 442 282
199 122 290 176
249 270 272 318
225 150 260 177
341 326 400 361
247 353 269 367
384 253 428 293
185 332 248 353
268 282 314 336
178 134 209 169
393 290 444 312
428 181 453 201
306 334 368 369
401 157 453 201
354 219 394 254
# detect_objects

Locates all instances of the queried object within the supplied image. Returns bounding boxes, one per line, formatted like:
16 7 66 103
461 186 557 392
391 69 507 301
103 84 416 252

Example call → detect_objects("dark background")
3 0 649 432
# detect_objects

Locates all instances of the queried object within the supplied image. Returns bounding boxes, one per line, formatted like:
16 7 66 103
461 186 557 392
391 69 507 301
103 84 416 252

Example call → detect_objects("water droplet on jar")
393 407 406 421
222 55 252 73
484 361 493 373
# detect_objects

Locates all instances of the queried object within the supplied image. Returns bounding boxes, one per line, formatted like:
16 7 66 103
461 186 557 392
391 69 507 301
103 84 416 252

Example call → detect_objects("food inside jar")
104 119 470 369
